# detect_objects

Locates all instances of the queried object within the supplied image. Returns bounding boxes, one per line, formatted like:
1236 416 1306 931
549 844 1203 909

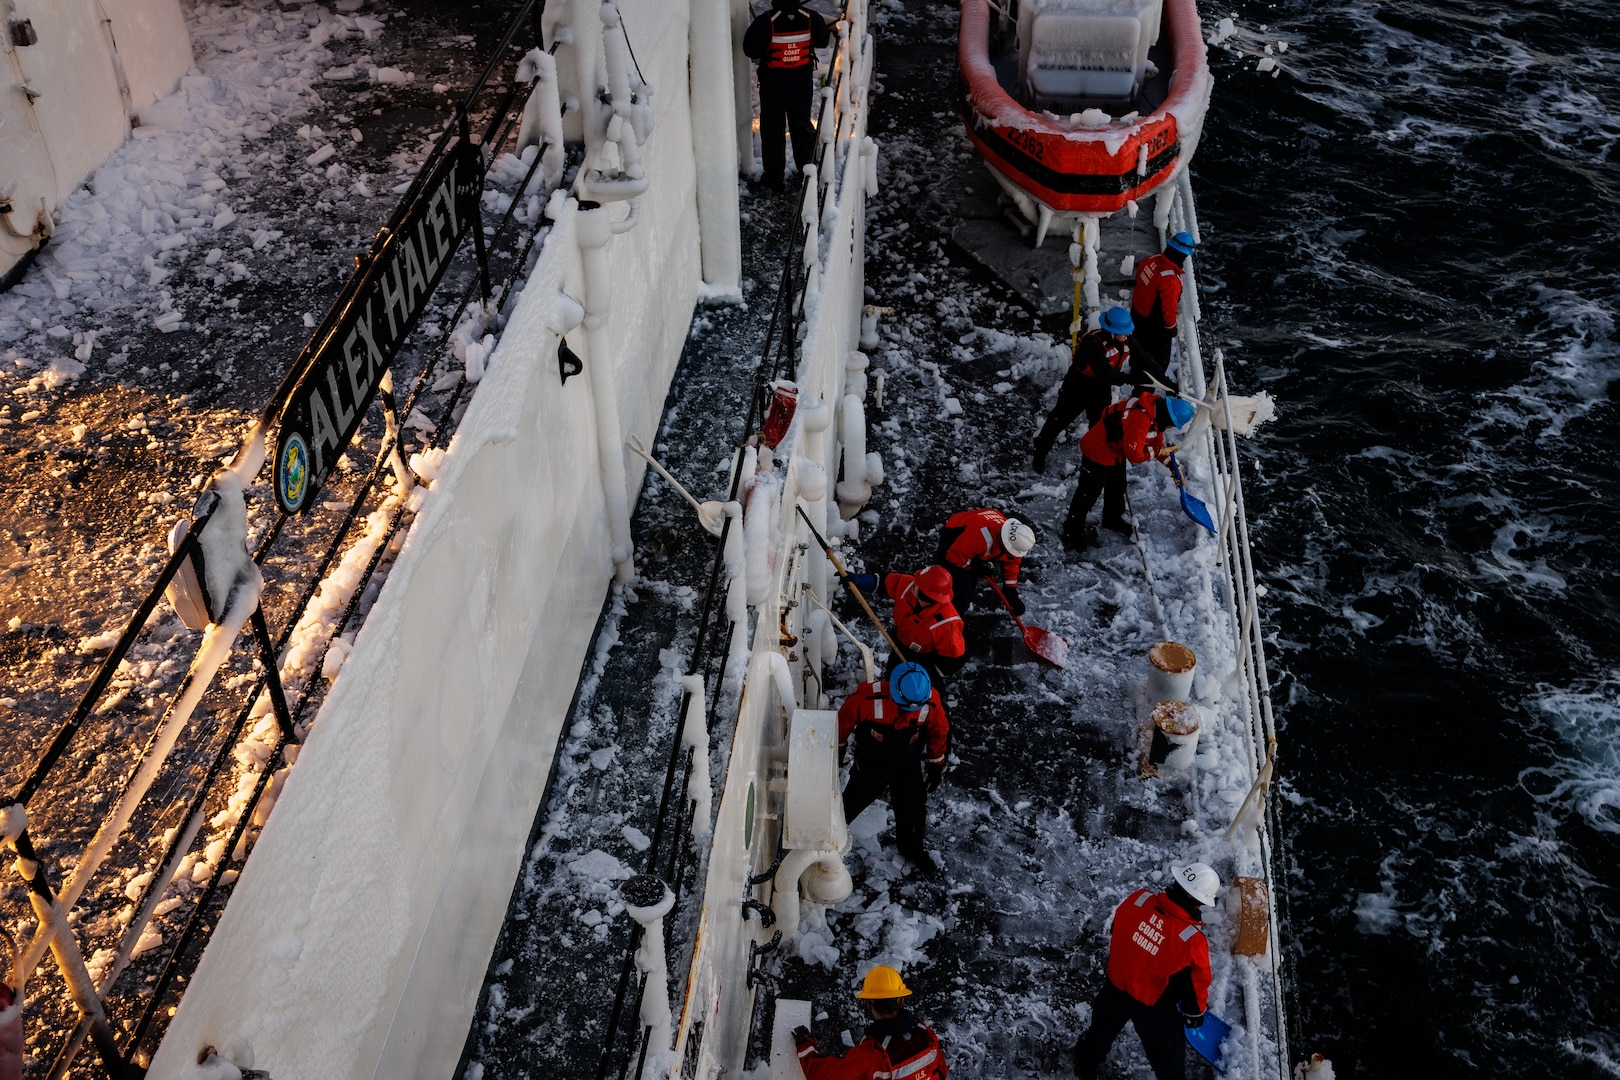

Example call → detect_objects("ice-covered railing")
587 221 810 1080
1164 183 1291 1080
0 2 585 1073
582 3 880 1078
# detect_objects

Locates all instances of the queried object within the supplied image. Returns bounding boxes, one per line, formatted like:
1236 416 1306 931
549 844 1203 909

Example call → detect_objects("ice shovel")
626 434 726 536
983 577 1068 669
1183 1010 1233 1072
1167 451 1217 535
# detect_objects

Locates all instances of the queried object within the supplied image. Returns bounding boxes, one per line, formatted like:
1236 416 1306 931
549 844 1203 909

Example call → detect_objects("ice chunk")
42 356 86 388
568 849 633 883
125 871 155 901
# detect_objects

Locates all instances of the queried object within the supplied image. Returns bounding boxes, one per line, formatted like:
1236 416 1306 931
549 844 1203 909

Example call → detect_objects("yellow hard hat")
856 965 911 1000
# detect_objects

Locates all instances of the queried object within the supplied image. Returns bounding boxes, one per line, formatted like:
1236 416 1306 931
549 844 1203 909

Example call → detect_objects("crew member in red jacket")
742 0 831 191
795 965 948 1080
1072 864 1220 1080
1061 391 1195 551
846 565 966 678
934 507 1037 613
1130 231 1196 368
836 664 949 875
1032 306 1177 473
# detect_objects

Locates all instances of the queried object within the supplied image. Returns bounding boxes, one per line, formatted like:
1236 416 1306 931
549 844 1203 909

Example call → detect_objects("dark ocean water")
1191 1 1620 1076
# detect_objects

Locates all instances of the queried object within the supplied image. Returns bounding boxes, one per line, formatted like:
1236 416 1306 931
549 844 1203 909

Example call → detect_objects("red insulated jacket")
1106 888 1212 1013
883 573 965 661
798 1014 948 1080
837 680 949 764
1131 253 1185 330
1079 392 1167 468
939 508 1022 586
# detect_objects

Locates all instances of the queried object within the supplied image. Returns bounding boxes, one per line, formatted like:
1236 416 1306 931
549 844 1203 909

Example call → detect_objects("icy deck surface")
461 5 1273 1080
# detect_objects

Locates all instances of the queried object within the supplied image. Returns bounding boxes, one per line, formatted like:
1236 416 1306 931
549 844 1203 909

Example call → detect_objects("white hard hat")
1170 863 1220 906
1000 518 1036 558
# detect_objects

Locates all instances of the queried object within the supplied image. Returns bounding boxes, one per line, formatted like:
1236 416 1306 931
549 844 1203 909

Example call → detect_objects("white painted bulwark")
111 0 196 111
146 1 707 1077
0 0 192 282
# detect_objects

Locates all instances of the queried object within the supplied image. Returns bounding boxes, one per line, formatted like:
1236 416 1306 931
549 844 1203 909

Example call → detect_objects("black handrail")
8 493 217 809
8 4 564 1073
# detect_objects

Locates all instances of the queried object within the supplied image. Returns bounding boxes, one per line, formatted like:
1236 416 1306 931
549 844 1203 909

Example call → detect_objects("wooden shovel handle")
795 504 908 662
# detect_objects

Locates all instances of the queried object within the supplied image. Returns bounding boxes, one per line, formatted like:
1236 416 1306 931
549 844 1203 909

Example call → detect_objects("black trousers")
842 736 927 854
1034 369 1112 457
932 533 987 611
1073 982 1188 1080
1065 458 1126 536
759 83 816 186
1133 320 1174 378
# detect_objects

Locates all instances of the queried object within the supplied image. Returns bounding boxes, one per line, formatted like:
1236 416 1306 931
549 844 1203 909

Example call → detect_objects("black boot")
1099 516 1132 537
1032 446 1048 474
899 845 942 879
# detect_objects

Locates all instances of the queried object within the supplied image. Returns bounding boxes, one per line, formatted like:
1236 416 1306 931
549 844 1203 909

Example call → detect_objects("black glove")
1003 585 1026 616
1181 1009 1205 1029
925 762 945 792
792 1025 813 1047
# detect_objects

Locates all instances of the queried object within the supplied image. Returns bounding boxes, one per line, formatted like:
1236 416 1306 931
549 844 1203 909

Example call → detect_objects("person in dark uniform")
1073 864 1220 1080
742 0 831 191
836 663 949 876
1032 306 1177 474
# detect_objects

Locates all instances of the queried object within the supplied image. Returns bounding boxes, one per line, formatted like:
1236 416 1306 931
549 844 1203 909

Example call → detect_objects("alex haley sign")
272 137 485 514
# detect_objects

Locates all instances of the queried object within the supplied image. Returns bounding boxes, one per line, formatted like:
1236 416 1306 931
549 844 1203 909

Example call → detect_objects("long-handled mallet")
795 504 909 663
626 434 726 536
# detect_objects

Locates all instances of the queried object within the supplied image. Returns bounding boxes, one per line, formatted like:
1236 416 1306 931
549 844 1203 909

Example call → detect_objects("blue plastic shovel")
1167 451 1217 535
1184 1010 1233 1072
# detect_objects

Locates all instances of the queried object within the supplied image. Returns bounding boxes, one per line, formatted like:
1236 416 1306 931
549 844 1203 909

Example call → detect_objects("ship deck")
460 9 1281 1080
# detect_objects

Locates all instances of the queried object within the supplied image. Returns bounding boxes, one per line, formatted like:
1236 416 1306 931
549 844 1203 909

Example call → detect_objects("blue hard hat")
1167 231 1197 256
889 662 933 710
1100 307 1134 336
1165 396 1196 429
